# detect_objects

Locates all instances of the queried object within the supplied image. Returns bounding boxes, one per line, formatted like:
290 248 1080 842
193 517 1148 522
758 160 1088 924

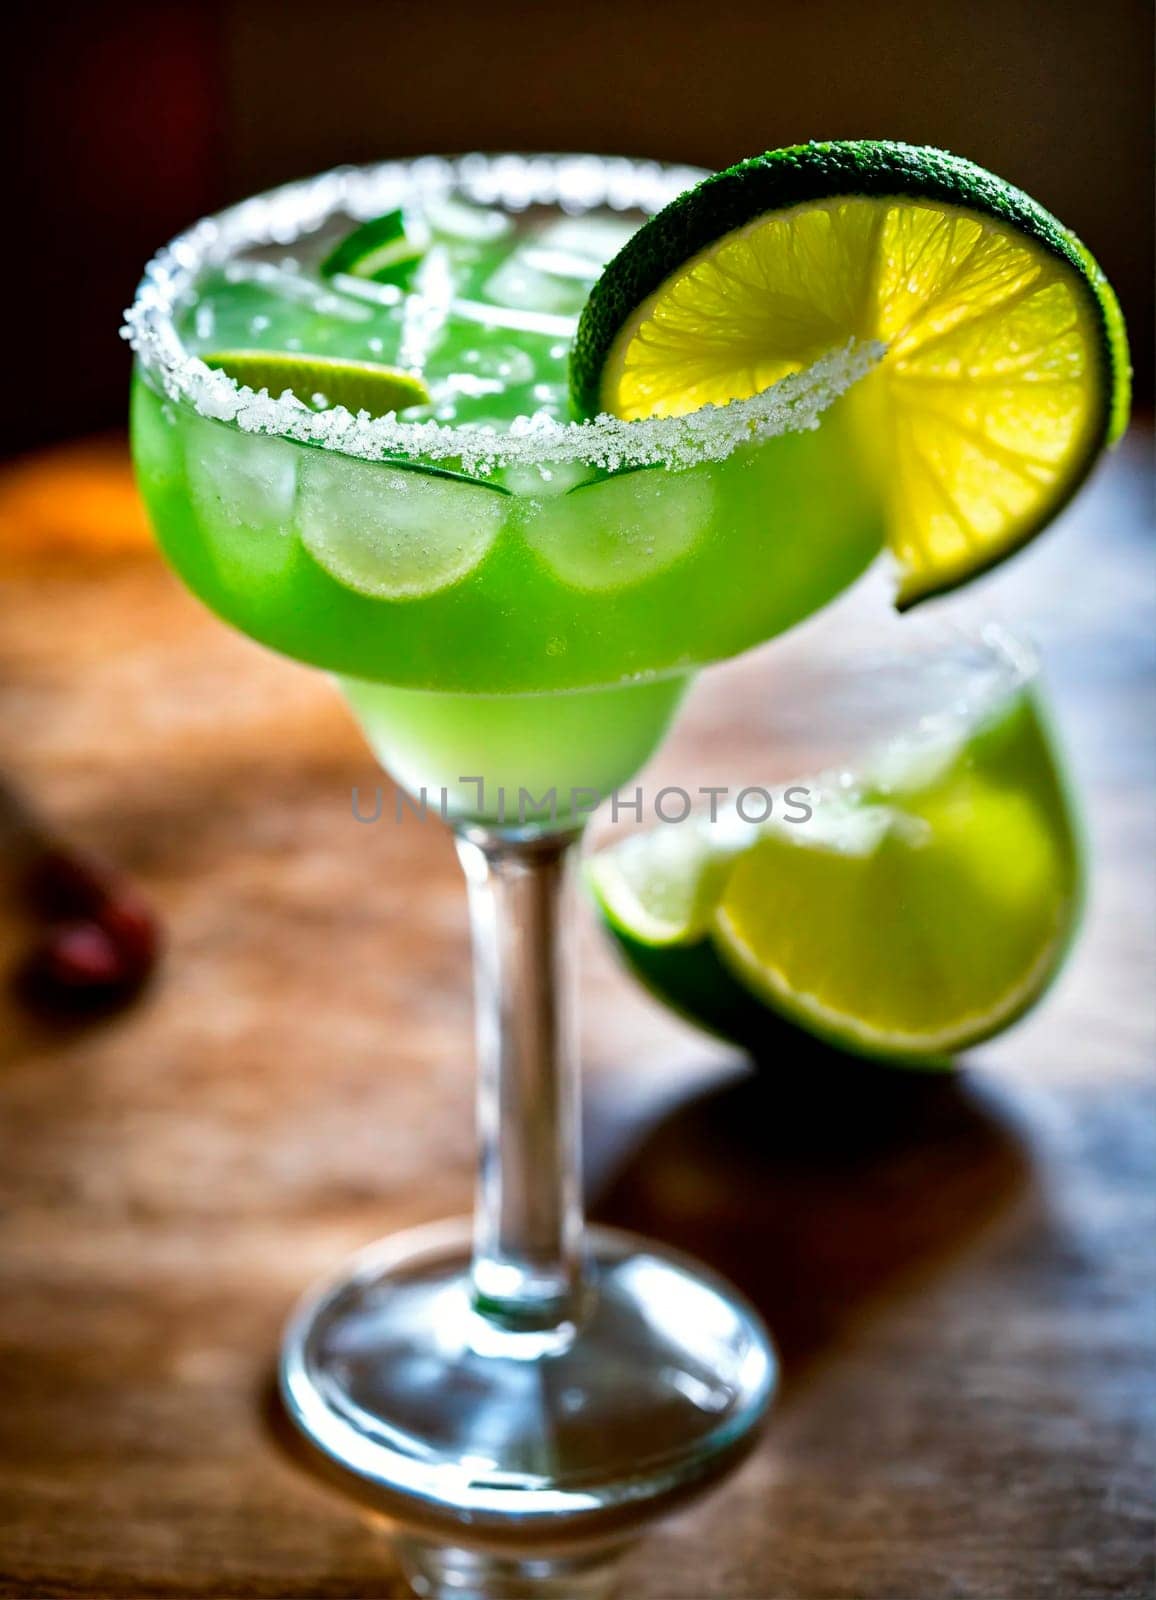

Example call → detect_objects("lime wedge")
573 141 1130 607
202 350 430 416
589 675 1082 1063
593 817 750 946
320 209 429 283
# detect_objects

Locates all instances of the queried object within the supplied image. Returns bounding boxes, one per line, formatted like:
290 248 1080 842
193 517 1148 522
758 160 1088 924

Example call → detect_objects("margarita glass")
126 154 884 1598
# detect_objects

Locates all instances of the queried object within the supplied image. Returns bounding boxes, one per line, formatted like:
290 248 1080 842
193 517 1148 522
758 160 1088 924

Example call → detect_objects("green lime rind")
610 927 823 1047
564 461 666 495
606 926 958 1070
571 142 1130 608
320 209 427 282
202 350 431 418
374 457 513 495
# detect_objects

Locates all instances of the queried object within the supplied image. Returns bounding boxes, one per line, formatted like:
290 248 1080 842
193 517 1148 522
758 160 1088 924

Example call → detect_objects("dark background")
6 0 1153 456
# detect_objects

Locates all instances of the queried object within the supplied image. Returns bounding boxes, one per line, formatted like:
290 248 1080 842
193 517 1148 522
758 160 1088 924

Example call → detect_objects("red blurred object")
31 923 124 988
95 893 161 977
21 844 122 920
3 782 162 1017
15 899 160 1017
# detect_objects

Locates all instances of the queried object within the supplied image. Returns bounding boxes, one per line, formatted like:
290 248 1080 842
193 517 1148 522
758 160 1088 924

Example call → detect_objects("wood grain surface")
0 431 1153 1599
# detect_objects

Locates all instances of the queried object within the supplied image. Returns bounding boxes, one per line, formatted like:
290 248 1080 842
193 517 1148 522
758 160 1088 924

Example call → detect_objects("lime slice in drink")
298 456 510 601
589 667 1082 1063
320 208 429 283
202 350 430 416
572 141 1130 606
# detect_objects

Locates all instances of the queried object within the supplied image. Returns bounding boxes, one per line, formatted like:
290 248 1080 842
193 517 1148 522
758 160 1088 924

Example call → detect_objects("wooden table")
1 432 1153 1599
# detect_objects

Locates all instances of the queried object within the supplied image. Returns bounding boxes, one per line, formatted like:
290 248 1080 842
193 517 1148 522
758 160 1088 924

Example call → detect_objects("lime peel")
320 209 429 283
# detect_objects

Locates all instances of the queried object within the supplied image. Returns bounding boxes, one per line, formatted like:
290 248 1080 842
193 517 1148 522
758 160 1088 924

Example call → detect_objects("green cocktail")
129 159 882 823
126 154 878 1590
124 148 1125 1599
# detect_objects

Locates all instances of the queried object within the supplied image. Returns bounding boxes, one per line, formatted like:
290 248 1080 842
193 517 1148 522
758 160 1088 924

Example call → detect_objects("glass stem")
455 826 586 1329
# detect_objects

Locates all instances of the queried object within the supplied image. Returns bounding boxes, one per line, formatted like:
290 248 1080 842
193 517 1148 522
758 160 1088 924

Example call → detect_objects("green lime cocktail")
125 150 1126 1599
129 158 883 822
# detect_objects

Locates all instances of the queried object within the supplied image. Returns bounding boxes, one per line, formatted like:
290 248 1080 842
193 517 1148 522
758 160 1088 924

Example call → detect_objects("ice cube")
184 415 299 584
533 215 638 268
480 213 638 316
524 466 714 590
223 259 373 322
398 247 454 370
424 195 514 243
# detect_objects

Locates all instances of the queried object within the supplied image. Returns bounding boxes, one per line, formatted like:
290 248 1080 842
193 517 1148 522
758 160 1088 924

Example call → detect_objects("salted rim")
121 152 881 474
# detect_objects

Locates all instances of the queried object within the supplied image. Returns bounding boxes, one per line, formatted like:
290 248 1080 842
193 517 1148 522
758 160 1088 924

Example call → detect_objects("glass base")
393 1536 625 1600
280 1219 776 1592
